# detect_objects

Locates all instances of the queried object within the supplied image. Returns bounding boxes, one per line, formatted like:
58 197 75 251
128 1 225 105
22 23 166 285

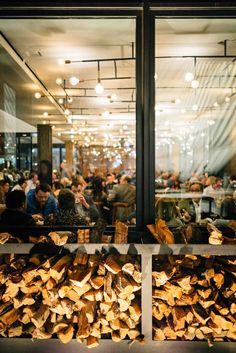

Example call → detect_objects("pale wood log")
49 255 72 282
76 307 90 339
104 256 123 274
31 305 50 328
111 330 122 342
127 329 140 340
73 253 88 266
48 231 69 246
8 321 23 337
86 335 99 348
70 268 92 288
90 276 104 289
13 294 35 309
0 307 18 326
32 327 52 339
57 325 74 344
86 301 97 323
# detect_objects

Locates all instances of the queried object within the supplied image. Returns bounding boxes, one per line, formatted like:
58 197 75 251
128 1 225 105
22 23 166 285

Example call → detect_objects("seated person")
26 184 58 221
221 190 236 220
1 190 35 226
108 175 136 221
178 180 212 223
71 181 99 221
45 189 87 226
12 177 27 192
155 197 183 227
0 179 10 205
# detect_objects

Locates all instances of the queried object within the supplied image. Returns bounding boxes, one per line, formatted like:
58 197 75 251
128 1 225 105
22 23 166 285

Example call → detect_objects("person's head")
205 176 216 187
29 171 38 183
0 179 10 193
106 173 115 184
53 181 63 191
35 184 51 207
6 190 26 209
120 175 131 185
190 182 203 203
58 189 75 210
18 177 27 191
71 181 83 194
60 177 71 188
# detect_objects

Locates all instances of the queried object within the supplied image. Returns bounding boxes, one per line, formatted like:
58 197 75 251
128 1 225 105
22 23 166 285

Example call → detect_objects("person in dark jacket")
26 184 58 221
1 190 35 226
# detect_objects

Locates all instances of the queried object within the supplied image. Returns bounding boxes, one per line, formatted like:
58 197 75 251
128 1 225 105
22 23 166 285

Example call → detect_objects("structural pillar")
37 124 52 185
65 140 74 177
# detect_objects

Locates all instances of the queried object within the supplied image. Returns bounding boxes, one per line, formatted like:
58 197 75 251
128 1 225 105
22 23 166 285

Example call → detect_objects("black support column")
37 124 52 186
136 1 155 229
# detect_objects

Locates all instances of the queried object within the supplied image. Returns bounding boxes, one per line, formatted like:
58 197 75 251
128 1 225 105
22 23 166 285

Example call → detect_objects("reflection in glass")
155 19 236 241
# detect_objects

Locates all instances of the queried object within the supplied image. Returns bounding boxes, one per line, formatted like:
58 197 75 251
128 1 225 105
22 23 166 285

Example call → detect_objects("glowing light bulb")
213 101 218 107
181 108 186 114
174 98 181 104
56 77 63 85
185 72 194 82
192 104 198 111
43 112 48 117
191 79 199 89
102 111 110 118
34 92 41 99
43 120 47 125
58 98 64 104
58 59 65 66
95 82 104 94
67 97 73 103
69 76 79 86
57 132 61 136
225 96 230 102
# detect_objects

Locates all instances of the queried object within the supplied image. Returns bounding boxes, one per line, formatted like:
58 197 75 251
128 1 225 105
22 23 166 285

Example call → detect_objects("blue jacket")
26 189 58 217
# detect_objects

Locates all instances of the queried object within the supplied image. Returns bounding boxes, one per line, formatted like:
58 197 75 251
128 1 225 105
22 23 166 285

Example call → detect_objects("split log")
87 335 99 348
49 255 72 282
48 231 69 246
31 305 50 328
57 325 74 344
70 268 92 288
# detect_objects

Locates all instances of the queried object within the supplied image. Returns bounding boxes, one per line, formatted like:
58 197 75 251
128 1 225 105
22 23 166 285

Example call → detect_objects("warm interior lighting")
185 72 194 82
191 79 199 89
69 76 79 86
67 97 73 103
43 112 48 117
34 92 42 99
95 82 104 94
56 77 63 85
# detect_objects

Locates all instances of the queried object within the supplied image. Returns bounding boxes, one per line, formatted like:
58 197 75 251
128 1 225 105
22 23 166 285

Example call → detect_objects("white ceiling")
0 18 236 149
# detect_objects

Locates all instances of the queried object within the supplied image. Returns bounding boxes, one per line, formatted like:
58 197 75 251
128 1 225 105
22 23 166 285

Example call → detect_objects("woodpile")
0 252 141 347
152 255 236 343
114 221 128 244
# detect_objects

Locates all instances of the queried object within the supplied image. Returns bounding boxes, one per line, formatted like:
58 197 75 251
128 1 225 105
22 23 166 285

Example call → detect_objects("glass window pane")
155 19 236 236
0 18 136 226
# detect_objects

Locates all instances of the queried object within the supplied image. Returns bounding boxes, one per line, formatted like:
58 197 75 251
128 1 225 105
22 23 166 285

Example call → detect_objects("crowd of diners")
0 168 235 229
0 170 136 227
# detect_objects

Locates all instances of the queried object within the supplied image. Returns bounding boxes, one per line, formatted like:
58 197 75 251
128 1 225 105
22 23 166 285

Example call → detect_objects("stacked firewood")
152 255 236 343
0 252 141 348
